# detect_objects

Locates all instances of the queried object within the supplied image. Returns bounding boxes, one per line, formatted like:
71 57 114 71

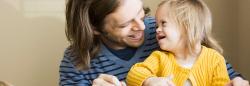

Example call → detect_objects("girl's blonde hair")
159 0 223 54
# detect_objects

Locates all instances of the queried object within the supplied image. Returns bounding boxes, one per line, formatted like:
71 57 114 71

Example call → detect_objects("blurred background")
0 0 249 86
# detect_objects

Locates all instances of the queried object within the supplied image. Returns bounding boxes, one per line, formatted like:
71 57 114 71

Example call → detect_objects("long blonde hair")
159 0 223 54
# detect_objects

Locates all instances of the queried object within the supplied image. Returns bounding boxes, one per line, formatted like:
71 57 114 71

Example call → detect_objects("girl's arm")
212 54 230 86
126 51 163 86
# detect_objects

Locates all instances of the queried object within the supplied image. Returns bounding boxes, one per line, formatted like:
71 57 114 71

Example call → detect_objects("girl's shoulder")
201 46 226 65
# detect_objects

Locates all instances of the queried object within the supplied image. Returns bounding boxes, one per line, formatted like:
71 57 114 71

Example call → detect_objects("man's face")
100 0 145 50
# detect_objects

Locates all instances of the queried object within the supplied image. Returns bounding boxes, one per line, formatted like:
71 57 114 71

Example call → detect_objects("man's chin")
127 40 144 48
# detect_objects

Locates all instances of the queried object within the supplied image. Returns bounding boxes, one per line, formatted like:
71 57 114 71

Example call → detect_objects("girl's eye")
155 25 159 28
162 21 167 27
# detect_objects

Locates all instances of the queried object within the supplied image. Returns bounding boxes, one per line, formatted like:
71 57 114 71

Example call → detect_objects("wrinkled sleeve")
126 51 163 86
212 53 230 86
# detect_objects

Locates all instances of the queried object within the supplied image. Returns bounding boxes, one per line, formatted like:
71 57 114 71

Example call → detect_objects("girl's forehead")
156 8 172 20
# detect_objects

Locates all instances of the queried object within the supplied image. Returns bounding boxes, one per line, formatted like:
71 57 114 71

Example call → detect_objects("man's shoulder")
144 16 156 26
62 46 77 61
143 16 156 35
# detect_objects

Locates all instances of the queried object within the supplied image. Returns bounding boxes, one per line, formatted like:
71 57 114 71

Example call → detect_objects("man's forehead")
111 12 130 23
112 9 143 24
106 0 143 25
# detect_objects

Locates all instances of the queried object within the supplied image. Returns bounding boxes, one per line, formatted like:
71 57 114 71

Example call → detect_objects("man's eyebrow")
118 7 144 25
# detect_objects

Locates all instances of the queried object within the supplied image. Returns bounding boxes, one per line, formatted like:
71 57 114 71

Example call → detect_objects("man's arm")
59 56 91 86
226 61 243 79
226 61 249 86
60 49 126 86
59 48 93 86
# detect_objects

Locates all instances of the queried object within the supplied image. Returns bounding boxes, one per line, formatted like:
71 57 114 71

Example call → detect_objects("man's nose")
132 19 145 31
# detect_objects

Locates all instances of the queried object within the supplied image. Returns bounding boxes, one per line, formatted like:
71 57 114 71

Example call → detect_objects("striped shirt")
59 17 242 86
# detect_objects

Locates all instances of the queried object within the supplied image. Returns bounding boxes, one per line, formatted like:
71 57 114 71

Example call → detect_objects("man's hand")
225 77 249 86
92 74 126 86
143 77 175 86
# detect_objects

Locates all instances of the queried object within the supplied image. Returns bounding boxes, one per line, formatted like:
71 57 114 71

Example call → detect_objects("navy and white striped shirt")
59 17 242 86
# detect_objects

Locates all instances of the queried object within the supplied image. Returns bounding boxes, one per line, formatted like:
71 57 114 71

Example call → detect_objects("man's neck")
105 44 137 61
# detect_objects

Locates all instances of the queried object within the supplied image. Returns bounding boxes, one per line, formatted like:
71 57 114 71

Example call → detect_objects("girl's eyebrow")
158 19 167 24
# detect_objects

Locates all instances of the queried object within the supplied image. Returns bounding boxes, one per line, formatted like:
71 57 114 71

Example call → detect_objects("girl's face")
155 5 186 52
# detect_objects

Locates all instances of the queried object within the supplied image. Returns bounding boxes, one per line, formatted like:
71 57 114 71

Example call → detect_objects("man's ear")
93 29 101 35
93 30 101 35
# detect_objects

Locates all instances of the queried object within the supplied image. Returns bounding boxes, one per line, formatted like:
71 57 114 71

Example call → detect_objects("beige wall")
142 0 161 15
0 0 68 86
0 0 249 86
204 0 250 80
238 0 250 80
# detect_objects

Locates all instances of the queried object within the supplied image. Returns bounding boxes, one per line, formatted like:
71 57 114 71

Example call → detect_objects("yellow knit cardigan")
126 46 230 86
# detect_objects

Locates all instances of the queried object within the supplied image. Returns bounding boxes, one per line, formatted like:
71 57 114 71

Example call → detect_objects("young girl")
126 0 230 86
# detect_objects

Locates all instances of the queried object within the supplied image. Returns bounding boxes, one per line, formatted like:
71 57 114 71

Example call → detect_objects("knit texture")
127 46 230 86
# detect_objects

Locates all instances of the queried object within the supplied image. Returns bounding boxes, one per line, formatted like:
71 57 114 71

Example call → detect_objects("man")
59 0 249 85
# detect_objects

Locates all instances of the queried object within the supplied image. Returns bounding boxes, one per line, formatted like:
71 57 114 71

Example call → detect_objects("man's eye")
118 23 129 28
141 16 145 21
